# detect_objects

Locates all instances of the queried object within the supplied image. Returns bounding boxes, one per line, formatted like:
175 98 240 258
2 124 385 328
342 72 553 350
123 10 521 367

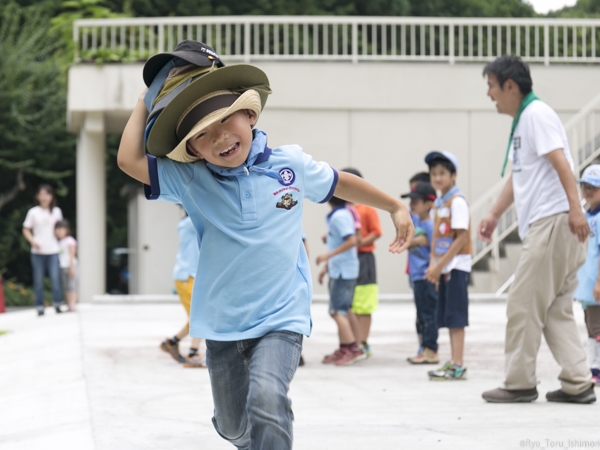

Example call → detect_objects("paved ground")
0 301 597 450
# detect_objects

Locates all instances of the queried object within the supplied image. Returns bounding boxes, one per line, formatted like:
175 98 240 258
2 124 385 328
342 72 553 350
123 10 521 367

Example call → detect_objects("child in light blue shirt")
575 164 600 385
117 41 413 449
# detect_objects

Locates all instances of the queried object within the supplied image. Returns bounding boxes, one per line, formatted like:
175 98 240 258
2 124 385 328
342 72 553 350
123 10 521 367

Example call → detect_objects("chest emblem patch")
276 193 298 210
278 168 296 186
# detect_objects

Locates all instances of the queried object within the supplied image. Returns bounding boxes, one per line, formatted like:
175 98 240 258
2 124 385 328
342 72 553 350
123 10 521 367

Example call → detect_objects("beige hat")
166 89 261 163
146 64 271 162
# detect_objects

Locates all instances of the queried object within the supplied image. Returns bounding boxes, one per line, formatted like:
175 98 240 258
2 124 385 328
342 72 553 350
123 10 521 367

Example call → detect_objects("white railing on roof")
74 16 600 65
470 90 600 271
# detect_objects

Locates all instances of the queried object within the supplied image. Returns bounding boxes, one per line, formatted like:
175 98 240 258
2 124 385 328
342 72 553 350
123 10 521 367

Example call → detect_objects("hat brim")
147 64 270 158
165 89 262 163
577 178 600 188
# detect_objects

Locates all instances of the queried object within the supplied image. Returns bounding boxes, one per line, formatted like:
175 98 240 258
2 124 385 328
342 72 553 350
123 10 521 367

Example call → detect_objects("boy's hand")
316 253 329 265
69 266 75 278
318 265 328 285
594 282 600 302
425 263 442 287
388 207 415 253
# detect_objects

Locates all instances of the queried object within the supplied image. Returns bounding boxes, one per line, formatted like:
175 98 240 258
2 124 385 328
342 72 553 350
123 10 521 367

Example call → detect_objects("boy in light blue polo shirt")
117 41 413 449
316 195 363 366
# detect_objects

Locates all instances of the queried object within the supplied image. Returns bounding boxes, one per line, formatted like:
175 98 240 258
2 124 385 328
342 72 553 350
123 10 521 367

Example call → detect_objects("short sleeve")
144 155 195 203
450 197 469 230
54 207 63 221
301 152 338 203
23 208 34 228
331 210 355 240
529 106 565 157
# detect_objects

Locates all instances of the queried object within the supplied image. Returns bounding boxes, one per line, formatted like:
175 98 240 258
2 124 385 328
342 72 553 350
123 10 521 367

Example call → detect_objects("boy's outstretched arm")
334 172 414 253
117 90 151 185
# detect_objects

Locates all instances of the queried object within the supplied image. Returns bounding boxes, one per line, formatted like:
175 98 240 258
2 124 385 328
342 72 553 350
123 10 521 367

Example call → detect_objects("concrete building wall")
68 61 600 297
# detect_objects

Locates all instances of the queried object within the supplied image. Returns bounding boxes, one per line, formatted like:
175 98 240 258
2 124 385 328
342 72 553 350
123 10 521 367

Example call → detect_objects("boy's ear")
246 109 258 127
186 141 204 160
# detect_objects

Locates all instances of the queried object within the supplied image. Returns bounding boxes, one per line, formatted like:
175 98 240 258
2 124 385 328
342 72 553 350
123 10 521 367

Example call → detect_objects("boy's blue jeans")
206 330 303 450
412 279 439 351
31 253 63 311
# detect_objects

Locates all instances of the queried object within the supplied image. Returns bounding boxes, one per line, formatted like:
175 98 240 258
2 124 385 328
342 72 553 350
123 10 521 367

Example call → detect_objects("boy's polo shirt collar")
327 204 347 219
204 129 281 181
588 204 600 216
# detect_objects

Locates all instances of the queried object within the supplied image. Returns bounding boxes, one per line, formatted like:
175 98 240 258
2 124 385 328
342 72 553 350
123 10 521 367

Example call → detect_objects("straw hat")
146 64 271 163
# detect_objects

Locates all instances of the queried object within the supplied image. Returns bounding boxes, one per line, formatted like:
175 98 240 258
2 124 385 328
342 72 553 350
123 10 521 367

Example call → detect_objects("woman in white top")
22 184 64 315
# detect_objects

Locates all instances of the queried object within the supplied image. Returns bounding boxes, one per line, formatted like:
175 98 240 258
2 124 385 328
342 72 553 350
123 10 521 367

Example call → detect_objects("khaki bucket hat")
146 64 271 163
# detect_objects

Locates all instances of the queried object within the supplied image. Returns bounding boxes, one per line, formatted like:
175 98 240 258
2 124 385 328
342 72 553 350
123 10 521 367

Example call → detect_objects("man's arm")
334 172 414 253
545 149 589 243
477 175 514 243
117 91 151 185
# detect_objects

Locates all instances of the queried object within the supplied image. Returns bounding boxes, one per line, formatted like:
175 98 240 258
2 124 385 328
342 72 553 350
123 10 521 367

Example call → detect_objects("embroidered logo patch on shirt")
276 193 298 210
278 168 295 186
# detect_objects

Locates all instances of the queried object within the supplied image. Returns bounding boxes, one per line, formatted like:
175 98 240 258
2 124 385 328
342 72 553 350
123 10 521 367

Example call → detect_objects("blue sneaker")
428 361 467 381
360 343 372 358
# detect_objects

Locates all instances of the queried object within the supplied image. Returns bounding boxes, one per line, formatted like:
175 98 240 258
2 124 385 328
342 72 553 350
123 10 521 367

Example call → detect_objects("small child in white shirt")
55 220 78 311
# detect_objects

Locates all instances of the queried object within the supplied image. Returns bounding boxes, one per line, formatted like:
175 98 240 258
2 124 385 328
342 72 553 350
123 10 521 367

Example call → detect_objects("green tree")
0 2 75 279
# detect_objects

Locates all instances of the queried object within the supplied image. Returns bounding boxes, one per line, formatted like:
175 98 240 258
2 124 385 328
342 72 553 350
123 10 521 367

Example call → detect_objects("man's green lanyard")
500 91 540 177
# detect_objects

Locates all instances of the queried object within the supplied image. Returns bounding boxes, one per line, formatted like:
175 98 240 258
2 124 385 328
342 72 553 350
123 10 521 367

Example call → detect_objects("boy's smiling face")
429 164 456 195
186 109 257 167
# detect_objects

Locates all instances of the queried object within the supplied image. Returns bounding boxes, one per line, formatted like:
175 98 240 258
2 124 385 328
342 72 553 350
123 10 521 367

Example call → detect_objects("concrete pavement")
0 301 597 450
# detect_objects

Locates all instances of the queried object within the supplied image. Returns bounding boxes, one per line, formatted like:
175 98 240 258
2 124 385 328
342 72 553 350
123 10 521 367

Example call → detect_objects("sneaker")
322 349 344 364
428 361 467 381
407 347 439 365
482 387 538 403
360 344 372 358
55 306 63 314
182 354 206 368
298 355 305 366
160 339 186 363
335 347 367 366
546 385 596 404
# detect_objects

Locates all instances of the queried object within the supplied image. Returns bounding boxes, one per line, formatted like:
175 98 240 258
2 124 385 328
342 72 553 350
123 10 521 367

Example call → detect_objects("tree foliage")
0 2 75 277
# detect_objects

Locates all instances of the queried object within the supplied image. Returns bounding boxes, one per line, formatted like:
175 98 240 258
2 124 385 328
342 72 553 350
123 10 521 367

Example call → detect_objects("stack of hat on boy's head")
142 40 272 163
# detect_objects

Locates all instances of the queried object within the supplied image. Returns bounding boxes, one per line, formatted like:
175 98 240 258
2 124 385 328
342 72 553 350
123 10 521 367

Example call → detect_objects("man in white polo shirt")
478 56 595 404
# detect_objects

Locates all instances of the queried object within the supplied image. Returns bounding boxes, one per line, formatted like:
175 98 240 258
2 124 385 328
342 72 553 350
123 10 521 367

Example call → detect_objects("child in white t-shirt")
55 220 78 311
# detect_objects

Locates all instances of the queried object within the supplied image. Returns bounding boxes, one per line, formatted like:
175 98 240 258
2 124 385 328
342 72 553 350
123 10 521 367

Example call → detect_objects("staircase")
469 91 600 293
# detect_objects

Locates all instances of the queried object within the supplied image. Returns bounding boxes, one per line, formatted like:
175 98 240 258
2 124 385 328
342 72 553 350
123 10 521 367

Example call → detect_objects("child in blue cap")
117 42 414 449
575 164 600 386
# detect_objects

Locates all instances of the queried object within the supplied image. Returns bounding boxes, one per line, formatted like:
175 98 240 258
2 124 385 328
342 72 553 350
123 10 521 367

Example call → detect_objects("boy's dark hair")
428 158 456 175
341 167 363 178
35 184 57 209
410 172 430 184
328 195 347 207
55 219 70 230
482 56 532 95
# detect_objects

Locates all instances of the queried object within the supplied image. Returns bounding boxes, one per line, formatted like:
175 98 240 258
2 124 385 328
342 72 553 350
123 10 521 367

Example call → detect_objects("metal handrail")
73 16 600 65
